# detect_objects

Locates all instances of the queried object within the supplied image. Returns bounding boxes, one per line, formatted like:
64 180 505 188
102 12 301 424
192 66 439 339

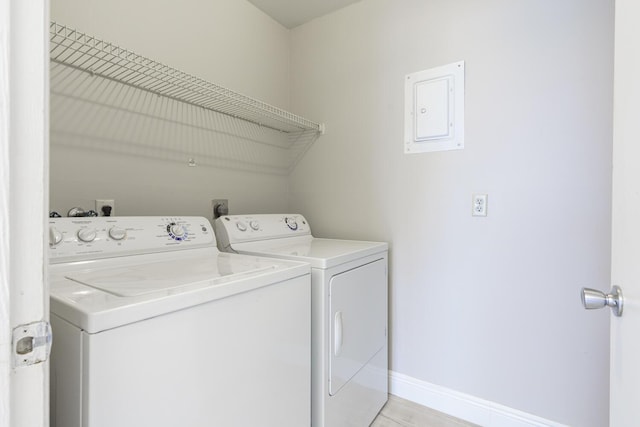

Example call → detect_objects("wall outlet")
95 199 115 216
472 194 487 217
212 199 229 220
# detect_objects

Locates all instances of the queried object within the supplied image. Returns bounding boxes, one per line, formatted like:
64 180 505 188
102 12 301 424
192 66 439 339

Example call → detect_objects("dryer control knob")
236 221 247 232
249 220 260 231
285 217 298 231
49 227 63 246
109 227 127 240
77 228 97 243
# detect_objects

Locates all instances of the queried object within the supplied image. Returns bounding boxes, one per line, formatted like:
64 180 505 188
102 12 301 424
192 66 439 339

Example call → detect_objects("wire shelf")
49 21 324 135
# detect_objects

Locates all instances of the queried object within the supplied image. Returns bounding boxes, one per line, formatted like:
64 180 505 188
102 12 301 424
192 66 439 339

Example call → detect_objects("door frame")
0 0 50 426
610 0 640 424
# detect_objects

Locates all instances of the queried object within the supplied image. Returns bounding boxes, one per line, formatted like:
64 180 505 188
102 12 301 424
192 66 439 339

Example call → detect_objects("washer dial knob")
249 220 260 231
167 223 187 241
285 217 298 231
170 224 185 237
49 227 63 246
236 221 247 232
77 228 97 243
109 227 127 240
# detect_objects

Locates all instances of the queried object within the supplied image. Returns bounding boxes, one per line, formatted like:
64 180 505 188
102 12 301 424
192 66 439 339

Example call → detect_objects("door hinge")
12 321 52 368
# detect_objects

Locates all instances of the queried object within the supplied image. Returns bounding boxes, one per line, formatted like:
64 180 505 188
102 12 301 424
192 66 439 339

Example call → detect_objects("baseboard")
388 371 567 427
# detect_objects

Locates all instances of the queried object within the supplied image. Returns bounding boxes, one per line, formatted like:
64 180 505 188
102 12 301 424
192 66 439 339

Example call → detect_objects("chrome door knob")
581 286 623 317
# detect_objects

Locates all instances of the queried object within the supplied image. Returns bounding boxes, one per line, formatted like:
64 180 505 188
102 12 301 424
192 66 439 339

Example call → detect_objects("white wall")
289 1 613 426
50 0 292 218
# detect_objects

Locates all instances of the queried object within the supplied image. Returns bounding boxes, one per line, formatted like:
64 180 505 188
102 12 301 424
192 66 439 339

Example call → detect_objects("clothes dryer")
49 216 311 427
215 214 388 427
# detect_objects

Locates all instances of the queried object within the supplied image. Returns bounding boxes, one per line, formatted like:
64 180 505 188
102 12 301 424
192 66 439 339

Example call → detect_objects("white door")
610 0 640 425
0 1 50 426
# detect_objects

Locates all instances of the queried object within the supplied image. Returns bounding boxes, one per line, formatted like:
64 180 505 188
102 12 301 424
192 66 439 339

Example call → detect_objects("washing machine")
214 214 388 427
48 216 311 427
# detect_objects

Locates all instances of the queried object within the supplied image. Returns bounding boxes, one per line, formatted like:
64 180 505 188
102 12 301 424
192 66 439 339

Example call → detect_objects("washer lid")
233 236 388 269
65 255 275 297
50 248 310 333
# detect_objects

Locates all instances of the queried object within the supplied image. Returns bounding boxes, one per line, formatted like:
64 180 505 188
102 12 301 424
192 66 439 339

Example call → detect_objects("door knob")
581 286 623 317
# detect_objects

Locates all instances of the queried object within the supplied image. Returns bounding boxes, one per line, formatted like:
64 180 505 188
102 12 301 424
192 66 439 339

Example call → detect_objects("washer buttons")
77 228 97 242
109 227 127 240
49 227 63 246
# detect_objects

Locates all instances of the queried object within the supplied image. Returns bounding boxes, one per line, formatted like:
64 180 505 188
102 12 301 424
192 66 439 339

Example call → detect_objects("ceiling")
247 0 361 29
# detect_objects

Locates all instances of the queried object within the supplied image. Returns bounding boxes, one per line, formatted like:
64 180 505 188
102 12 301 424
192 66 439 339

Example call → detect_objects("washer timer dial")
285 217 298 231
167 222 188 241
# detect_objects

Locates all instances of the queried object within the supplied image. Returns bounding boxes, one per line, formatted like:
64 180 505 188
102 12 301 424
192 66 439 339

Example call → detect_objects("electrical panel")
404 61 465 154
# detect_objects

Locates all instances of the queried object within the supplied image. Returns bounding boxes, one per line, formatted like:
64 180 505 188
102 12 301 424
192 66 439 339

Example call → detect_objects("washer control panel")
214 214 311 246
49 216 215 263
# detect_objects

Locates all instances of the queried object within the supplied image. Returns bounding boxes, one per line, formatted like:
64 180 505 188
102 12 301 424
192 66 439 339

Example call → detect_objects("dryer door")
329 258 387 396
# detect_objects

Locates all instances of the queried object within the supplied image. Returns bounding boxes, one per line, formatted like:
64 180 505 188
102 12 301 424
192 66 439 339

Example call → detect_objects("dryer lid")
233 236 388 269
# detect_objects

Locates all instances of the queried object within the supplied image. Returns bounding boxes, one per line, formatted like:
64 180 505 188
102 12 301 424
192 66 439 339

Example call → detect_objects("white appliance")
48 216 311 427
214 214 388 427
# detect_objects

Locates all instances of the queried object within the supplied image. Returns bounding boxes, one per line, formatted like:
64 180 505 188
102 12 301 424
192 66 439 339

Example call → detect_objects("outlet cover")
212 199 229 219
472 194 487 217
95 199 115 216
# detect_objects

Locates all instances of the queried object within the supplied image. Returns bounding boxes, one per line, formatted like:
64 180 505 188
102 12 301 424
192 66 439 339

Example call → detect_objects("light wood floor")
370 395 479 427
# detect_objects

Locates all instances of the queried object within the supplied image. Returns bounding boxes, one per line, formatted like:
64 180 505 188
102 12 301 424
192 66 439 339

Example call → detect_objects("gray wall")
49 0 614 425
288 0 613 425
50 0 292 218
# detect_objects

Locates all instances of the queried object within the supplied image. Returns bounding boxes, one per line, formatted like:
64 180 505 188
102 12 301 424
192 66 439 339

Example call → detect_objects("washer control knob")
77 228 97 243
109 227 127 240
49 227 63 246
285 217 298 231
170 224 186 237
249 220 260 231
236 221 247 232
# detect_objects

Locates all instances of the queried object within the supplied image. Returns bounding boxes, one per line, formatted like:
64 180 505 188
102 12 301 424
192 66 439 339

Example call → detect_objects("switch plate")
472 194 487 217
95 199 115 216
